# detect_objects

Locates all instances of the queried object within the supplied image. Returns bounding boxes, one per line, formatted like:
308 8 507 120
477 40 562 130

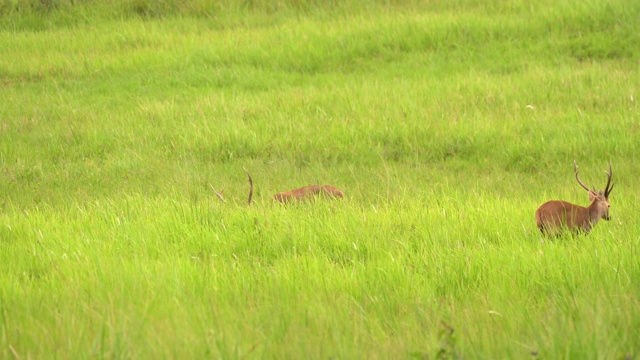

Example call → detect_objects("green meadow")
1 0 639 358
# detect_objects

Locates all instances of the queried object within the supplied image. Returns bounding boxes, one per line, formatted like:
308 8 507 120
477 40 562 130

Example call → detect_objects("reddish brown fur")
535 196 608 236
273 185 344 204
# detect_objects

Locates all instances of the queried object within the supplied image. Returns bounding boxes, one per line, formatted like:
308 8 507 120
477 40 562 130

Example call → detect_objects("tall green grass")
1 0 639 358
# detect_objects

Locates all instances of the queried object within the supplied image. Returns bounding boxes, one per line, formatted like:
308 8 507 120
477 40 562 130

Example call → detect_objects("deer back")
274 185 344 204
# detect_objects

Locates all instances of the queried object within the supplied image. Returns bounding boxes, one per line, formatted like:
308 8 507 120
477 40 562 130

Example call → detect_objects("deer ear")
588 191 597 201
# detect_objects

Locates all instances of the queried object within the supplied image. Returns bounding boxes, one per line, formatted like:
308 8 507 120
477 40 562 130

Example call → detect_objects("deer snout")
604 204 612 221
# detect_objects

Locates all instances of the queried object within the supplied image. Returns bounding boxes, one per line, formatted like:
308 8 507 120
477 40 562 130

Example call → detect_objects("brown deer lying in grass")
273 185 344 204
535 161 614 236
210 169 343 205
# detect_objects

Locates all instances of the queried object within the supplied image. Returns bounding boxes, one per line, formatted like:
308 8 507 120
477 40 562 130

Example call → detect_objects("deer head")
573 160 613 221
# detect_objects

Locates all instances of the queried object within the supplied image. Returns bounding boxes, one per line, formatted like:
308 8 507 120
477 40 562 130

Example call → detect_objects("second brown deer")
273 185 344 204
535 161 614 236
214 169 344 205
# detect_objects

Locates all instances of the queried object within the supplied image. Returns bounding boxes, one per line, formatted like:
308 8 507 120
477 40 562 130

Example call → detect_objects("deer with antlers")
210 169 343 205
535 161 614 236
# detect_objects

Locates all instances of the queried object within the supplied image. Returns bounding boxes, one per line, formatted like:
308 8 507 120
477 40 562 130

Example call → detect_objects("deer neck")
586 198 603 225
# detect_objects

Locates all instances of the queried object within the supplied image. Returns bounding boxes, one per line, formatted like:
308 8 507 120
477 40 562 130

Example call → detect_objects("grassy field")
1 0 639 358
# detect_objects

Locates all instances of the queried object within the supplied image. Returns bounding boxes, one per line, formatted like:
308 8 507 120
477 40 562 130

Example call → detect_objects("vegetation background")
1 0 639 358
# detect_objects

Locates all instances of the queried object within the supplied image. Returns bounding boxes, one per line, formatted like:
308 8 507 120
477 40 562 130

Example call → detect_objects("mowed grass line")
1 0 639 358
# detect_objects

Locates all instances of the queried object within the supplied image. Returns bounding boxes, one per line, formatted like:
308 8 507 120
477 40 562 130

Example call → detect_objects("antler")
243 167 253 205
209 183 227 203
604 163 614 198
573 161 595 194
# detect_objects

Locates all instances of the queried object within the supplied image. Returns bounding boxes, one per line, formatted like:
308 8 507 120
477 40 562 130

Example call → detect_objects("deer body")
274 185 344 204
535 162 613 236
536 198 608 236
